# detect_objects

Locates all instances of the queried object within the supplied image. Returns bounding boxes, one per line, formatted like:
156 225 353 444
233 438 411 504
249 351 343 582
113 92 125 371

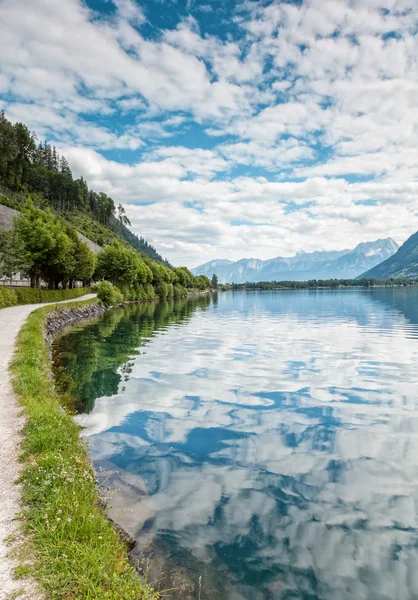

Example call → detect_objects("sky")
0 0 417 268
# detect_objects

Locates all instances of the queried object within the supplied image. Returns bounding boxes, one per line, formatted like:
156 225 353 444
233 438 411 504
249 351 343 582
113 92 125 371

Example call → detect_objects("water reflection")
53 288 418 600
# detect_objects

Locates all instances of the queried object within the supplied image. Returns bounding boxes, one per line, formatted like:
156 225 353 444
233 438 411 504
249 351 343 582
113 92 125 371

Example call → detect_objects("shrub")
156 281 168 299
0 287 18 308
15 287 91 305
0 287 90 309
134 284 147 302
96 280 124 306
144 283 156 300
173 284 186 297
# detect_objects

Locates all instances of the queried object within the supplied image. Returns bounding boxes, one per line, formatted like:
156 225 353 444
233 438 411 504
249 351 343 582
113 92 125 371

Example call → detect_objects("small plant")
13 564 31 579
96 280 124 306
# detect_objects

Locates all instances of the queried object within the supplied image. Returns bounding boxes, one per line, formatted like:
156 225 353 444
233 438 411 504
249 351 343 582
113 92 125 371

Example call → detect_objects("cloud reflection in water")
54 288 418 600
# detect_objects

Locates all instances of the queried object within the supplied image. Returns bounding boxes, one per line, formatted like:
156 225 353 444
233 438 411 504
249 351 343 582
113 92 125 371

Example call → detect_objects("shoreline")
2 290 211 598
0 293 96 600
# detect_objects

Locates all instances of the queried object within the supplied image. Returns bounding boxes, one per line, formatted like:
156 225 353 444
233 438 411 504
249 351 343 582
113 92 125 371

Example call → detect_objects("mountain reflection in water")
53 288 418 600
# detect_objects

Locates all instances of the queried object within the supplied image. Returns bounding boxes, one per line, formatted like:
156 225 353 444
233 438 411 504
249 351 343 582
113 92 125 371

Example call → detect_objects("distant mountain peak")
192 238 400 283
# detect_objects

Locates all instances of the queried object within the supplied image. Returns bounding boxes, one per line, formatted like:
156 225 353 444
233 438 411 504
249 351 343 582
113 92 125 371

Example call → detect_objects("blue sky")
0 0 417 267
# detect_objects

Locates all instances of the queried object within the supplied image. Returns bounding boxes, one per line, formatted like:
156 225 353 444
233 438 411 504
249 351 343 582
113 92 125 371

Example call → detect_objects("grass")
11 300 159 599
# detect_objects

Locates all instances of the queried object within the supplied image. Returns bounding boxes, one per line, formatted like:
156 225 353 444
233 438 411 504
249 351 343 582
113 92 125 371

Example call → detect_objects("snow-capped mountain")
192 239 399 283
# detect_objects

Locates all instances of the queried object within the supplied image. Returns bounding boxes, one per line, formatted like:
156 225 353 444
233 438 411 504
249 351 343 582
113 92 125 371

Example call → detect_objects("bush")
15 287 91 305
144 283 156 300
134 284 148 302
96 280 124 306
118 284 136 301
0 286 91 309
173 284 186 298
0 287 18 308
156 281 168 299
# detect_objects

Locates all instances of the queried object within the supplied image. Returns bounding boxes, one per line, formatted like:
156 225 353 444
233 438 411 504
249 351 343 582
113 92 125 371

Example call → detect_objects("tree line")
0 110 169 265
218 278 416 291
0 202 211 300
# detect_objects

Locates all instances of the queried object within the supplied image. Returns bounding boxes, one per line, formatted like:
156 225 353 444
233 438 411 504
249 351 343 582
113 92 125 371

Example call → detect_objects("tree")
60 156 72 177
117 204 131 228
15 203 75 288
0 109 170 267
0 111 19 186
65 228 96 287
0 228 31 285
211 273 218 289
195 275 211 290
95 241 141 287
172 266 194 288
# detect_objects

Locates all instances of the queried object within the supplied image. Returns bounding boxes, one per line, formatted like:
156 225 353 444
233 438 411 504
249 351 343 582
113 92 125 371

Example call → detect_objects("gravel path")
0 294 96 600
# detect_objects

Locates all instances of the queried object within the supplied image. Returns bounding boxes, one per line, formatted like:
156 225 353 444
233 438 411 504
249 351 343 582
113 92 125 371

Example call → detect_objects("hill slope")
361 231 418 279
193 239 399 283
0 111 170 266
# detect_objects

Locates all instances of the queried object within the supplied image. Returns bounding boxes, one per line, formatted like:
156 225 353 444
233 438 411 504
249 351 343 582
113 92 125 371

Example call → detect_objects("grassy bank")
11 299 159 599
0 287 92 309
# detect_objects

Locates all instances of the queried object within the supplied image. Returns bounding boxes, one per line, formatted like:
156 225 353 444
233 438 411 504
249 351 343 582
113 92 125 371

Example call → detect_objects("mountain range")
192 239 400 283
362 231 418 279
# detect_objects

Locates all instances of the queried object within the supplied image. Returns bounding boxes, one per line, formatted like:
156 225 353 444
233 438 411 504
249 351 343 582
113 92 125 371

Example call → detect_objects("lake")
53 288 418 600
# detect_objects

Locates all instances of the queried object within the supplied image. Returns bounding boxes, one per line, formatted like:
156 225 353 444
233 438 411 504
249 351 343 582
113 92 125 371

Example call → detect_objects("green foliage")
195 274 211 290
0 287 91 309
13 203 96 289
0 228 31 282
172 266 194 287
17 287 91 305
96 280 124 306
156 281 169 299
15 203 72 288
211 273 218 289
0 110 170 266
224 278 416 291
173 283 187 297
11 301 159 599
0 287 18 308
95 241 144 287
65 227 96 284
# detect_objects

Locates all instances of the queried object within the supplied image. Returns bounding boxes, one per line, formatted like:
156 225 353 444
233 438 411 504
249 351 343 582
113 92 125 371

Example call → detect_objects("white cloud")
0 0 417 264
60 146 417 265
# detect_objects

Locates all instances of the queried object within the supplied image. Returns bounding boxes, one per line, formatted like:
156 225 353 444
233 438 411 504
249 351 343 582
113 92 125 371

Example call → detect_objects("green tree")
195 275 211 290
172 266 194 288
0 111 19 186
15 203 75 288
65 228 96 287
211 273 218 289
95 241 141 287
0 228 31 285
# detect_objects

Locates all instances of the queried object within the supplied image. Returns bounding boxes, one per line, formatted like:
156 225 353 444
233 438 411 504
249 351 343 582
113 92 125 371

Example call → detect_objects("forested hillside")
0 110 169 266
361 230 418 279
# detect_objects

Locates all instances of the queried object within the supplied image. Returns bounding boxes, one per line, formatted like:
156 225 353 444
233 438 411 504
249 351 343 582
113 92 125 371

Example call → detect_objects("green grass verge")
11 300 159 599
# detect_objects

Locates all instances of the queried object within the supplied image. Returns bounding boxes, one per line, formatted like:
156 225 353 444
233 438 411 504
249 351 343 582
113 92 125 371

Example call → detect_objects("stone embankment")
45 302 110 344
